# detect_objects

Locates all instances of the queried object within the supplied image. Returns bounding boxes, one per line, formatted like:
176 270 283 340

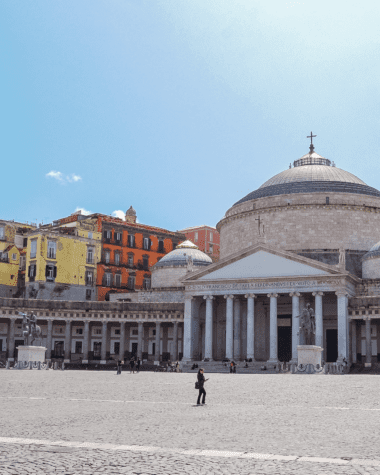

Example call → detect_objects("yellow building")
25 224 101 301
0 220 34 297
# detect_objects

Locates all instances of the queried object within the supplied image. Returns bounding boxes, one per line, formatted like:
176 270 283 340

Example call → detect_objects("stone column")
82 321 90 363
245 294 256 361
289 292 300 363
351 320 357 364
267 293 279 363
204 295 214 361
183 296 194 361
155 322 161 362
143 325 149 355
224 295 234 360
46 320 53 361
313 292 324 348
137 322 143 360
162 325 168 357
119 321 126 362
64 320 72 363
336 291 348 363
101 321 107 364
172 321 179 361
233 298 241 361
8 319 16 361
365 317 372 367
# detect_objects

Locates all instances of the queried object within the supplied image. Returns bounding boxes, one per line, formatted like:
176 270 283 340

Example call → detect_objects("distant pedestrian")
196 368 208 405
116 359 122 375
176 361 180 373
130 356 135 374
230 361 234 374
136 357 141 373
233 361 237 374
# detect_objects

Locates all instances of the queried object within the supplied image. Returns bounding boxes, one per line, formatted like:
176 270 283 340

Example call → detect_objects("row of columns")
184 291 349 363
7 319 180 364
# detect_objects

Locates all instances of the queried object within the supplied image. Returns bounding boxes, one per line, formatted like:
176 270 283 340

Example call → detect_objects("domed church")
181 136 380 367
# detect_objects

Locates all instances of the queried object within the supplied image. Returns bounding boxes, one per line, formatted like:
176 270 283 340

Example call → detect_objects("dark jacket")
197 371 205 389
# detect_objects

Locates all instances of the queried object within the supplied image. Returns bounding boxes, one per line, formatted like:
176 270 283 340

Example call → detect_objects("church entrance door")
278 316 292 362
326 329 338 362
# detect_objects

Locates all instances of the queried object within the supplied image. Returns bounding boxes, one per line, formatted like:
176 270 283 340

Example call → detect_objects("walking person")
176 361 180 373
129 355 135 374
230 361 234 374
136 357 141 373
196 368 208 406
116 359 122 375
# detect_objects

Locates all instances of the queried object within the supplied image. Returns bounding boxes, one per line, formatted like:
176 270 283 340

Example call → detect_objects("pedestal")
17 346 46 363
297 345 323 367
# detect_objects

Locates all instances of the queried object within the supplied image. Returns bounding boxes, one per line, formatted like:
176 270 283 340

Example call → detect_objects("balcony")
86 258 94 264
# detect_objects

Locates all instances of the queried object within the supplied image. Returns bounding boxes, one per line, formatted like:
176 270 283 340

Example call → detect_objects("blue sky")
1 1 380 230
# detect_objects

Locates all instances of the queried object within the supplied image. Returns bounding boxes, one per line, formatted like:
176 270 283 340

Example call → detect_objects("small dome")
154 241 212 268
362 241 380 261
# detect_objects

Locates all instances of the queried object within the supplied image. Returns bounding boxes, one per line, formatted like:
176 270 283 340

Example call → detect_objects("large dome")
235 151 380 205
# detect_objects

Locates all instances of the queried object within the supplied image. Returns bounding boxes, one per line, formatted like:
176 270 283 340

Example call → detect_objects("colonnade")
5 318 182 364
184 291 349 363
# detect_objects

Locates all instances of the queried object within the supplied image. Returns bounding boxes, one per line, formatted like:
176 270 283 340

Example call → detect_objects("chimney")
125 206 137 224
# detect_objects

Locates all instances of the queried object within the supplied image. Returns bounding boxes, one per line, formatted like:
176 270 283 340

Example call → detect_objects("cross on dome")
307 131 317 153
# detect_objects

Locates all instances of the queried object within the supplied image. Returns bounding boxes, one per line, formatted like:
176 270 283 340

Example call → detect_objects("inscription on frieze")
186 280 321 292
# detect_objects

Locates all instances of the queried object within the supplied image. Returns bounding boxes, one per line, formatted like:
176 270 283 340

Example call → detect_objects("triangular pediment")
183 244 343 283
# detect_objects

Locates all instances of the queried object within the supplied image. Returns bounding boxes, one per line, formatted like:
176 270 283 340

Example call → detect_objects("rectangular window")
75 341 83 354
143 237 150 250
23 238 28 247
86 271 93 286
103 230 111 241
87 248 94 264
143 278 151 290
115 253 120 266
128 234 135 248
143 256 149 270
28 264 36 281
115 329 121 335
113 342 120 355
105 273 112 286
94 328 102 335
76 328 83 335
209 244 213 253
115 232 121 242
93 341 101 356
45 265 56 282
194 232 198 242
12 253 17 261
104 250 110 264
86 289 92 300
30 240 37 259
47 241 56 259
115 274 121 287
210 232 213 242
128 276 135 290
158 240 164 253
88 232 93 239
19 256 26 270
128 254 134 267
0 227 4 240
132 329 138 336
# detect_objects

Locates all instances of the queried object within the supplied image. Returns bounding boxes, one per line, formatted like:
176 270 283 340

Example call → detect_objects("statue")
20 312 42 346
187 255 194 272
339 248 345 268
296 304 315 345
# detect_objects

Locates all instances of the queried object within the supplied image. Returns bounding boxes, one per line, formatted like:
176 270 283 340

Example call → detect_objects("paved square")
1 370 380 474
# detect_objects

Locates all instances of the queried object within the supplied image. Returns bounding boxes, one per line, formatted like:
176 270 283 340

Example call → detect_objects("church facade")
180 144 380 366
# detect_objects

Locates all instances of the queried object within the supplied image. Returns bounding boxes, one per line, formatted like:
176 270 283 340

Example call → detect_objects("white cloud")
75 207 92 215
46 171 82 184
46 170 64 182
68 174 82 183
111 210 125 220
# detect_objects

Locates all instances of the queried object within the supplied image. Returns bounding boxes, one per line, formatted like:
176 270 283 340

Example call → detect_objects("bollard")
38 361 41 370
6 360 10 370
29 361 33 370
61 362 65 371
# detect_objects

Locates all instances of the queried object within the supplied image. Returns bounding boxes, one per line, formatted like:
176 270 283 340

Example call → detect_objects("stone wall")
152 266 192 288
218 195 380 259
25 282 97 301
363 259 380 280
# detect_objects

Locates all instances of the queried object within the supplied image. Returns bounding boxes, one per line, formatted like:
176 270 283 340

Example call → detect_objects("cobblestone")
1 371 380 474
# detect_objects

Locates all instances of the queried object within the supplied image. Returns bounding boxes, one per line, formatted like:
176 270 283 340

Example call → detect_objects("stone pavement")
1 370 380 474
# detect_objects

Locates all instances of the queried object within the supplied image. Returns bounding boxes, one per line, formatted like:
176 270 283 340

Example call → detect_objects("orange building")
57 207 185 301
177 225 220 261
